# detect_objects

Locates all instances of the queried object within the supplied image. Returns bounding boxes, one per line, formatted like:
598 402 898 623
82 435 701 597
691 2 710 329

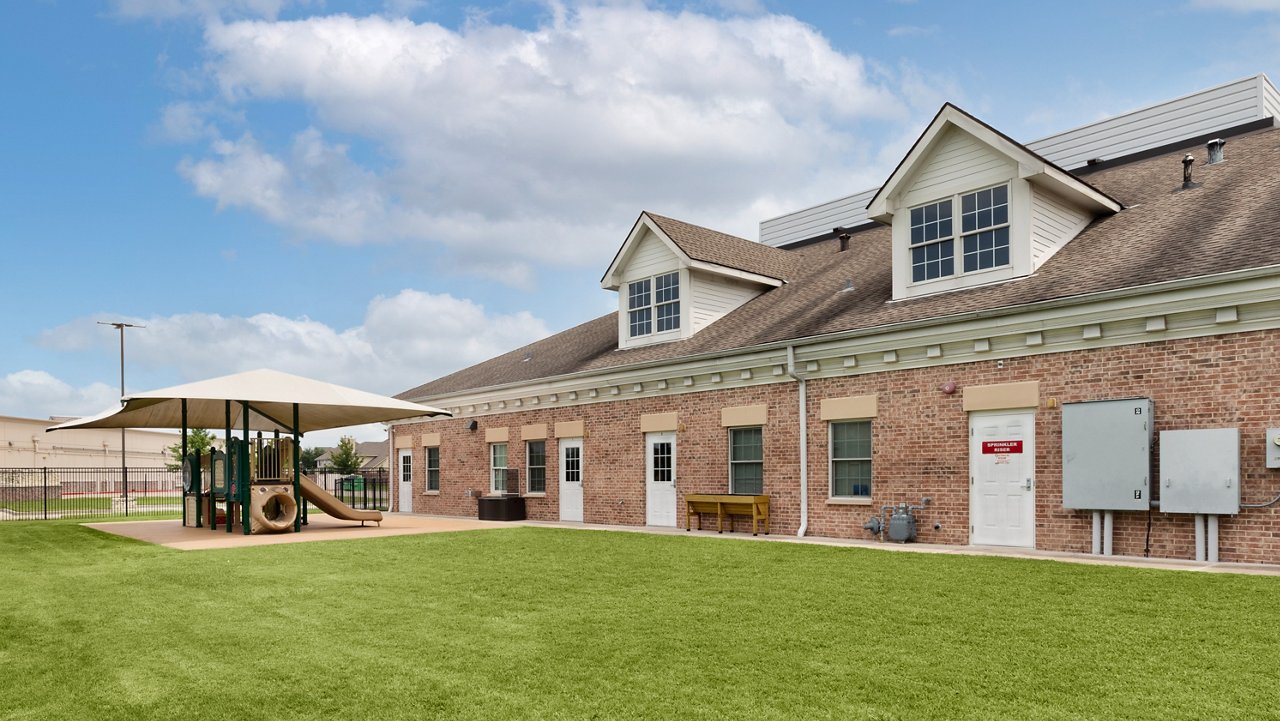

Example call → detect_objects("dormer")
867 104 1122 301
601 212 793 350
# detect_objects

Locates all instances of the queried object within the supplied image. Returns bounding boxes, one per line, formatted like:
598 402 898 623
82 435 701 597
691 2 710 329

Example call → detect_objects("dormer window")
628 271 680 337
909 199 954 281
868 105 1120 302
960 184 1010 273
909 184 1010 284
604 212 789 350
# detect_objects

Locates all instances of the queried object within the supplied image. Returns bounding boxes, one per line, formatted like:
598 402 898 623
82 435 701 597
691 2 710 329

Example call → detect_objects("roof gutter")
785 345 808 538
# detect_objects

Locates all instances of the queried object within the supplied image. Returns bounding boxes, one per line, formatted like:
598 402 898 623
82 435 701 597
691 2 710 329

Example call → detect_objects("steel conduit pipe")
1095 511 1103 554
1207 514 1219 563
1103 511 1114 555
1194 514 1206 562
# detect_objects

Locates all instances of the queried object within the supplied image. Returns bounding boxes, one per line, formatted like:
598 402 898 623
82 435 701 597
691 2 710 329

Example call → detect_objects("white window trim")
828 420 872 500
525 440 546 495
727 426 764 495
626 271 681 339
490 443 508 494
424 446 440 494
908 183 1012 287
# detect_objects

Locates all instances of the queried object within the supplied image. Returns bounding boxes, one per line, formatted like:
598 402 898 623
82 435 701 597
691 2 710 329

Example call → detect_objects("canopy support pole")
225 400 233 534
186 399 200 528
293 403 303 532
242 400 251 535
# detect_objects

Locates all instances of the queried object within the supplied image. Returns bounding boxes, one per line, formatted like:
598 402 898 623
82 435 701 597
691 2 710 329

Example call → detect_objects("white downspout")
387 424 395 513
786 345 809 538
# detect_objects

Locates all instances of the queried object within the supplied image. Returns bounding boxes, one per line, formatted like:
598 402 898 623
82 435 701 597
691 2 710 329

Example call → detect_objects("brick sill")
423 491 440 496
523 493 546 499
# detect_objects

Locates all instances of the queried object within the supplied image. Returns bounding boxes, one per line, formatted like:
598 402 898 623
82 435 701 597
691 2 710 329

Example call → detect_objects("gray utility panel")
1062 398 1153 511
1267 428 1280 469
1159 428 1240 515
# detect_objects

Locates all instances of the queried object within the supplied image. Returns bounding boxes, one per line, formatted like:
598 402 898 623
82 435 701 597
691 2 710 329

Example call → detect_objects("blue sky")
4 0 1279 445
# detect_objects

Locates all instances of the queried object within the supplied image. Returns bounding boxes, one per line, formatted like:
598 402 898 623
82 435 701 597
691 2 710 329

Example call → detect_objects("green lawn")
1 522 1277 720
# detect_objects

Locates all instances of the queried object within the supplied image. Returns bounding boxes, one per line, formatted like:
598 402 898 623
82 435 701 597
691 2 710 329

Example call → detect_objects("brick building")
390 75 1280 565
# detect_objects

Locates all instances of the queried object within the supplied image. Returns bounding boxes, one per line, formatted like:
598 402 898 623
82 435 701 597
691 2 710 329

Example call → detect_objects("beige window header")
554 420 584 438
963 381 1040 412
485 427 509 443
640 412 678 432
421 433 441 447
820 394 878 421
721 404 767 427
394 435 413 450
521 424 548 441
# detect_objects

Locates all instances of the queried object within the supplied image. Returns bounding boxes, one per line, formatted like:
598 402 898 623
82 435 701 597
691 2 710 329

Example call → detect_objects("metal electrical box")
1159 428 1240 514
1062 398 1153 510
1266 428 1280 469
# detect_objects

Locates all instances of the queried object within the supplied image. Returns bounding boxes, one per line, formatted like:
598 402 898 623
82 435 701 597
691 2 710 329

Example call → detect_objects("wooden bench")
684 494 769 536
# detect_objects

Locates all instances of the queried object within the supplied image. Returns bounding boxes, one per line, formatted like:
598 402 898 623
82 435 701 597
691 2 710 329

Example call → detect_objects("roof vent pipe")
1182 154 1195 189
834 227 851 252
1206 138 1225 164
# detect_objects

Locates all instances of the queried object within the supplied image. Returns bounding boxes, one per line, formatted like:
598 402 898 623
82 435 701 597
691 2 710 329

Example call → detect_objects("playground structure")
47 368 448 535
182 431 382 534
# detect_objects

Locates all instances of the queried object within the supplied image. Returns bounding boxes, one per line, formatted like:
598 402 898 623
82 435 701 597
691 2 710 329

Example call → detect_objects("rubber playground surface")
85 513 509 550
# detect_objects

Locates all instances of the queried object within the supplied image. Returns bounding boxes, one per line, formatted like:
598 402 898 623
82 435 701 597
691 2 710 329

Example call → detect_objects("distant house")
315 439 389 472
390 75 1280 566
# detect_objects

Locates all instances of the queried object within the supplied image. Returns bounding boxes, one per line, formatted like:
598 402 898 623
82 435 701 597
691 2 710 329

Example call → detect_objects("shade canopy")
46 368 449 435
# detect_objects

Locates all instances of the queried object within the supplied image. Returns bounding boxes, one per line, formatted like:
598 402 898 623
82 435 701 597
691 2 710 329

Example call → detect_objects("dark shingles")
400 128 1280 400
645 212 798 282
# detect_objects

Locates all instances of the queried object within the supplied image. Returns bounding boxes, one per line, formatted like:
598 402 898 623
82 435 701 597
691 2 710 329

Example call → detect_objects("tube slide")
299 475 383 525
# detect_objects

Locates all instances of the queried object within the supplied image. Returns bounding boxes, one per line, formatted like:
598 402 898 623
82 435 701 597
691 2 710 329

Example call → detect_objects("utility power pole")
97 321 143 510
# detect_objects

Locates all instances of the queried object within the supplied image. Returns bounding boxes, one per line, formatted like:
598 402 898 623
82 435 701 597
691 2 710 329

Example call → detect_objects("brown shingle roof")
646 212 798 281
400 127 1280 401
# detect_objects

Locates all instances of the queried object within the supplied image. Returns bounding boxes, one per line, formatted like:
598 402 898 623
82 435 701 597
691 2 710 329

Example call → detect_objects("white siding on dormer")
901 127 1016 206
620 229 679 282
690 271 762 333
1030 186 1093 271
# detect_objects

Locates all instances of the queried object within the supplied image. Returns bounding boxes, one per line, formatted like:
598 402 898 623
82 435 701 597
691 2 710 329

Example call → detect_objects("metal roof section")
759 74 1280 247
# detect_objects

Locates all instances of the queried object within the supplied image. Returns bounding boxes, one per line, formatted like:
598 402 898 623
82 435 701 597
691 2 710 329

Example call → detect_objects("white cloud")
164 6 918 283
0 371 120 420
37 289 550 399
154 102 219 142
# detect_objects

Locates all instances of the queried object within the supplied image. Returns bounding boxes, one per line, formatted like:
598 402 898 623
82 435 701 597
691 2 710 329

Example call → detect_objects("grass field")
1 521 1278 720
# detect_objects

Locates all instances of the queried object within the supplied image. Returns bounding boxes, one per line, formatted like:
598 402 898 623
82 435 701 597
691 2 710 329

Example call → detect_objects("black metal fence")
0 466 391 521
0 467 183 521
309 467 390 511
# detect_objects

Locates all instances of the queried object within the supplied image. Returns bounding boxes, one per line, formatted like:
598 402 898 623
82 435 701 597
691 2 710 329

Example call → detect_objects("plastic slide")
299 475 383 525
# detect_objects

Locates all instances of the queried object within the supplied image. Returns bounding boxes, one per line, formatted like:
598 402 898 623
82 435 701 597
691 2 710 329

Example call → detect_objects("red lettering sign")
982 440 1023 454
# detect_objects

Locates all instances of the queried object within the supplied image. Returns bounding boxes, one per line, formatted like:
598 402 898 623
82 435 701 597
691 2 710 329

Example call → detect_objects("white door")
559 438 583 523
645 432 677 527
397 449 414 513
970 411 1035 547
